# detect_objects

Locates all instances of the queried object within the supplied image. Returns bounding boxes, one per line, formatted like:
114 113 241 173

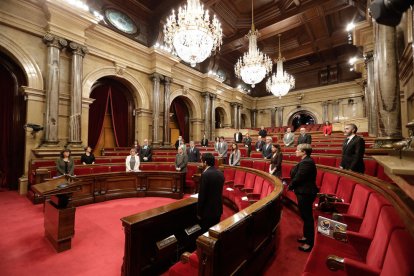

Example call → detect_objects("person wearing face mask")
139 139 152 162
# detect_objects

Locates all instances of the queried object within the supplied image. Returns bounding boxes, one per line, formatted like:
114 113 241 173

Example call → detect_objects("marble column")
151 73 162 146
68 42 88 147
332 100 340 123
210 94 216 140
373 23 402 147
251 109 258 128
270 108 276 127
365 51 378 136
163 77 172 146
201 92 211 137
43 33 67 146
277 106 284 127
321 101 329 122
230 103 237 129
237 104 242 129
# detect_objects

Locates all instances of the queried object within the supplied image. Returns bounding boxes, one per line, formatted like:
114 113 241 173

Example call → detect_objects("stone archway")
215 107 227 129
287 110 318 131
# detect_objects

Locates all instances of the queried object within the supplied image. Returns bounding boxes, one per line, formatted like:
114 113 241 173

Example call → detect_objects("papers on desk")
241 196 248 201
226 187 234 191
190 193 198 198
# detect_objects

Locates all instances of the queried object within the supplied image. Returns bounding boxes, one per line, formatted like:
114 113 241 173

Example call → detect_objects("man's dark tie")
344 138 349 147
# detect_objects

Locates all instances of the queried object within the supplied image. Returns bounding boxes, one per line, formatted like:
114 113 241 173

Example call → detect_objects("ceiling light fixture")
234 0 272 88
163 0 223 67
266 34 295 99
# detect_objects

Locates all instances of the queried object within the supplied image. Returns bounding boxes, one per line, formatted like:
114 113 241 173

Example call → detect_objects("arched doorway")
215 107 225 128
88 78 135 153
0 52 27 189
241 114 247 129
170 96 190 143
288 110 317 131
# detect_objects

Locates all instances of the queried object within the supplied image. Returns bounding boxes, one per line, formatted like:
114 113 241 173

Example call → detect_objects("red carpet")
0 191 307 275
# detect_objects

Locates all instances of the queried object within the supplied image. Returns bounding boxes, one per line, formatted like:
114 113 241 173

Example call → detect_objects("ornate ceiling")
87 0 366 97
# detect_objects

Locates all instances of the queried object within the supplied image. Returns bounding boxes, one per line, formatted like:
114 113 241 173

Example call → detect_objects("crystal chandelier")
163 0 223 67
234 0 272 88
266 34 295 98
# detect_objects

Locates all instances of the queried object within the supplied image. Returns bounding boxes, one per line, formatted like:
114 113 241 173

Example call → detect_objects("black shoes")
298 245 313 252
297 238 307 243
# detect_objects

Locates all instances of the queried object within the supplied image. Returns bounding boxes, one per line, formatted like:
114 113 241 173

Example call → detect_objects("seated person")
80 146 95 165
126 148 140 172
56 149 74 176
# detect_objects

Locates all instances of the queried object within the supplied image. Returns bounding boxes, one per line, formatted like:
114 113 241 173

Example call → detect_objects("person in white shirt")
126 148 140 172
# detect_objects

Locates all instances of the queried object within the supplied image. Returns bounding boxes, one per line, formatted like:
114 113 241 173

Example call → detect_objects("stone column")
277 106 284 127
237 104 242 129
67 42 88 147
365 51 378 136
151 73 162 146
373 24 402 147
210 94 216 140
201 92 211 138
163 77 172 146
43 33 67 146
270 108 276 127
332 100 340 123
230 103 238 129
321 101 329 122
251 109 258 128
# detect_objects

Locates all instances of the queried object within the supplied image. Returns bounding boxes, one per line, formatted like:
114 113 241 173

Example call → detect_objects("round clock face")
105 9 138 34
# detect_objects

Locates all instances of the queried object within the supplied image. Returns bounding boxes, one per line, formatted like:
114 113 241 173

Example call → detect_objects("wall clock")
105 9 138 35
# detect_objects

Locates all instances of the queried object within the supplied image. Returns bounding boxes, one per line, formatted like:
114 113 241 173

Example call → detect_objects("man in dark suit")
187 141 201 162
139 138 152 162
175 135 184 150
258 126 267 138
262 136 273 159
340 123 365 174
255 136 264 152
297 128 312 145
234 129 243 143
197 153 224 232
242 133 252 157
200 133 209 147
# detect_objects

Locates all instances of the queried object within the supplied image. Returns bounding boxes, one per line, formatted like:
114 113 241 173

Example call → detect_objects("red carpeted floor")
0 191 307 276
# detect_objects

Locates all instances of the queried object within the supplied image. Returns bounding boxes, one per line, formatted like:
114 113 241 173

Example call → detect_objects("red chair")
334 177 357 203
74 167 92 175
240 159 253 168
185 165 198 193
252 160 266 171
318 156 336 167
109 165 125 172
92 166 110 174
363 159 378 177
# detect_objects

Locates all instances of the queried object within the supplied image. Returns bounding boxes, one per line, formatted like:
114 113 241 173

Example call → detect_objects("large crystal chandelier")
266 34 295 98
163 0 223 67
234 0 272 88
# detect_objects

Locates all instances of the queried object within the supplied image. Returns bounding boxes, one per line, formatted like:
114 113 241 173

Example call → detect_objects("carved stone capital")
43 33 67 49
200 92 210 98
68 42 88 56
163 76 172 84
150 73 163 82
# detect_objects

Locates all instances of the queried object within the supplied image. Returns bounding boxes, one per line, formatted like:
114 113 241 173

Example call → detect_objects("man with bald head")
297 127 312 146
139 138 152 162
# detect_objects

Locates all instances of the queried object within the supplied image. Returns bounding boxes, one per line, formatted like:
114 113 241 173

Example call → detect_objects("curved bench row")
168 165 283 276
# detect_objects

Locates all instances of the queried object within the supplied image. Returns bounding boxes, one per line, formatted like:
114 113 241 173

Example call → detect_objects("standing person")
139 139 152 162
229 143 241 166
297 128 312 145
258 126 267 138
80 146 95 165
234 129 243 143
126 148 140 172
200 133 209 147
217 136 228 164
175 136 184 150
262 136 273 159
323 121 332 136
214 137 220 152
340 123 365 173
283 128 295 147
187 141 201 162
269 144 283 177
289 144 318 252
197 153 225 232
255 136 264 152
243 133 252 157
56 149 74 176
175 145 188 173
133 140 140 153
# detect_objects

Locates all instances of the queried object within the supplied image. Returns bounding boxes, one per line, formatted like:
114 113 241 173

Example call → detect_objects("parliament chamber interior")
1 0 414 275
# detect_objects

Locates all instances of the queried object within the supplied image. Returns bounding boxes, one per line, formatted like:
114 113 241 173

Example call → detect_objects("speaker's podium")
31 176 82 253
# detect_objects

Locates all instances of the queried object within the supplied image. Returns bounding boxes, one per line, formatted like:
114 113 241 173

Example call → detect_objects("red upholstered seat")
250 152 262 158
158 164 175 171
319 172 340 195
332 184 373 219
74 159 81 165
233 170 246 186
92 166 110 174
141 164 157 171
335 157 342 167
109 165 125 172
223 168 235 183
234 172 256 191
239 147 247 157
94 158 111 164
311 156 320 164
381 229 414 276
363 159 378 177
185 165 198 192
264 161 270 173
252 160 266 171
155 157 167 162
223 170 246 199
376 165 393 183
315 170 325 188
318 156 336 167
74 167 92 175
335 177 357 203
240 159 253 168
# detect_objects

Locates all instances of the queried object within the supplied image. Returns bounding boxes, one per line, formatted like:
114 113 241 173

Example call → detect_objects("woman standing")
56 149 74 176
126 148 140 172
269 144 283 177
289 143 318 252
323 121 332 136
214 137 220 152
175 146 188 173
229 143 241 166
80 146 95 165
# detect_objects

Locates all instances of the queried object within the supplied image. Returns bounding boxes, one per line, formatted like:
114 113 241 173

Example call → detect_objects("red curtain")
88 87 110 149
110 88 129 147
172 99 189 142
